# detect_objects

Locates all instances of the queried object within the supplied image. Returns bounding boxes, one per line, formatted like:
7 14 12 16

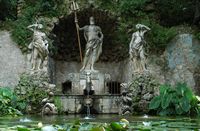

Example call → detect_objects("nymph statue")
76 17 103 72
27 22 49 70
129 24 150 73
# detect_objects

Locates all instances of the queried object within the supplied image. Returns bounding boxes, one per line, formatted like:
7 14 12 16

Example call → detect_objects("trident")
70 0 83 62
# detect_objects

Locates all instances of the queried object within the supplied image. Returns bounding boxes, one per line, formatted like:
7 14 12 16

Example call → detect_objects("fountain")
47 3 120 114
45 2 155 115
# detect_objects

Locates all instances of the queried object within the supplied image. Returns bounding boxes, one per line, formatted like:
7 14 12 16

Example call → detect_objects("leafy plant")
54 97 64 114
0 0 17 21
196 32 200 40
156 0 196 26
15 74 48 114
147 22 177 53
149 83 200 116
119 0 148 16
0 87 24 116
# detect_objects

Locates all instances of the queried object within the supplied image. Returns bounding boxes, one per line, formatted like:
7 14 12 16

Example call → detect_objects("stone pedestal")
66 72 110 95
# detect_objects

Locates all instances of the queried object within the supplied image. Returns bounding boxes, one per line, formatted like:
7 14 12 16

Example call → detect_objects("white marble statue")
76 16 103 72
41 92 58 115
27 23 49 70
129 24 150 73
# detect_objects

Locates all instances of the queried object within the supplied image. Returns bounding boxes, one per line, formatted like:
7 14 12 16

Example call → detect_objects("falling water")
84 104 92 119
86 104 90 117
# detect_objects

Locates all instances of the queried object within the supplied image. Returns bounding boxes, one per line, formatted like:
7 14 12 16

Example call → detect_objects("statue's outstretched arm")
75 18 85 31
27 23 43 31
75 23 85 31
27 24 36 31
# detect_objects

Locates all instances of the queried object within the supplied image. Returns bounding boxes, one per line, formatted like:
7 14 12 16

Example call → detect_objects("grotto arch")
51 8 128 62
49 8 129 88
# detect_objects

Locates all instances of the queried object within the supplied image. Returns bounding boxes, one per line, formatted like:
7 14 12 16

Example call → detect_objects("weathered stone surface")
51 60 130 89
129 73 159 114
0 31 26 87
165 34 200 93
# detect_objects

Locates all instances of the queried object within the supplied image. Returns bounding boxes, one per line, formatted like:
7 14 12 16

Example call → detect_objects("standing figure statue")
27 22 49 70
76 17 103 72
129 24 150 73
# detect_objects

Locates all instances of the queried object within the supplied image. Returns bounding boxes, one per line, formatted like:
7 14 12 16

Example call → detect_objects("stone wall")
0 31 26 88
56 95 120 114
51 60 130 89
165 34 200 93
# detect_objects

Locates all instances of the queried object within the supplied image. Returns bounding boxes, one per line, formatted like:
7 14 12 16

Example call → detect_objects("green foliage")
15 74 48 113
0 87 24 116
10 0 65 52
66 119 128 131
53 97 63 114
12 18 32 52
196 32 200 40
2 0 196 56
0 0 17 20
149 83 200 116
119 0 148 16
156 0 196 26
147 22 177 53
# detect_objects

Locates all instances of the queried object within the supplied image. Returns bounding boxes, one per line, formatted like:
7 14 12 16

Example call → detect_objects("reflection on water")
0 115 200 130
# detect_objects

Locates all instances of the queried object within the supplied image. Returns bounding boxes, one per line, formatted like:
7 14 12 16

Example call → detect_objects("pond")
0 114 200 131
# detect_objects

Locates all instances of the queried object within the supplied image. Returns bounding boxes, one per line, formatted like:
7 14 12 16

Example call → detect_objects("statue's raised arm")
129 23 151 73
27 22 49 71
27 23 43 32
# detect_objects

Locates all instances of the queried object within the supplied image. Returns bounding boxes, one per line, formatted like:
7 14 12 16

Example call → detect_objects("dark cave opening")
51 8 128 62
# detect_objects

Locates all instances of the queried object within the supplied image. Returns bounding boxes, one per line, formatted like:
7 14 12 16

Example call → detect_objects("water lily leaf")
91 127 105 131
17 127 30 131
110 122 124 131
70 128 79 131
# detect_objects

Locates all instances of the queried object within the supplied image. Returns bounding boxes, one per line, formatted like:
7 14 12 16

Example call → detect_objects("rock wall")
0 31 26 88
165 34 200 93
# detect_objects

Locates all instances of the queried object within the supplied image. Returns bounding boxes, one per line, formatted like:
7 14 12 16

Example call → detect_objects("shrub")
15 74 48 114
196 32 200 40
0 0 17 21
156 0 196 26
119 0 148 16
0 87 25 116
149 83 200 116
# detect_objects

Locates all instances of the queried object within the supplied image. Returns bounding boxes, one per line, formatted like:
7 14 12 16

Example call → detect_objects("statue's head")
89 16 95 25
135 24 143 30
136 24 151 31
37 24 43 29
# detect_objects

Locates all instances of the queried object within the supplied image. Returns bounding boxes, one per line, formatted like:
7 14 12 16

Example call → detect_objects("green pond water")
0 114 200 131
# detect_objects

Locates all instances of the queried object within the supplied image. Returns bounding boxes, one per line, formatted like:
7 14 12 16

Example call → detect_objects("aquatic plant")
149 83 200 116
0 87 24 116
